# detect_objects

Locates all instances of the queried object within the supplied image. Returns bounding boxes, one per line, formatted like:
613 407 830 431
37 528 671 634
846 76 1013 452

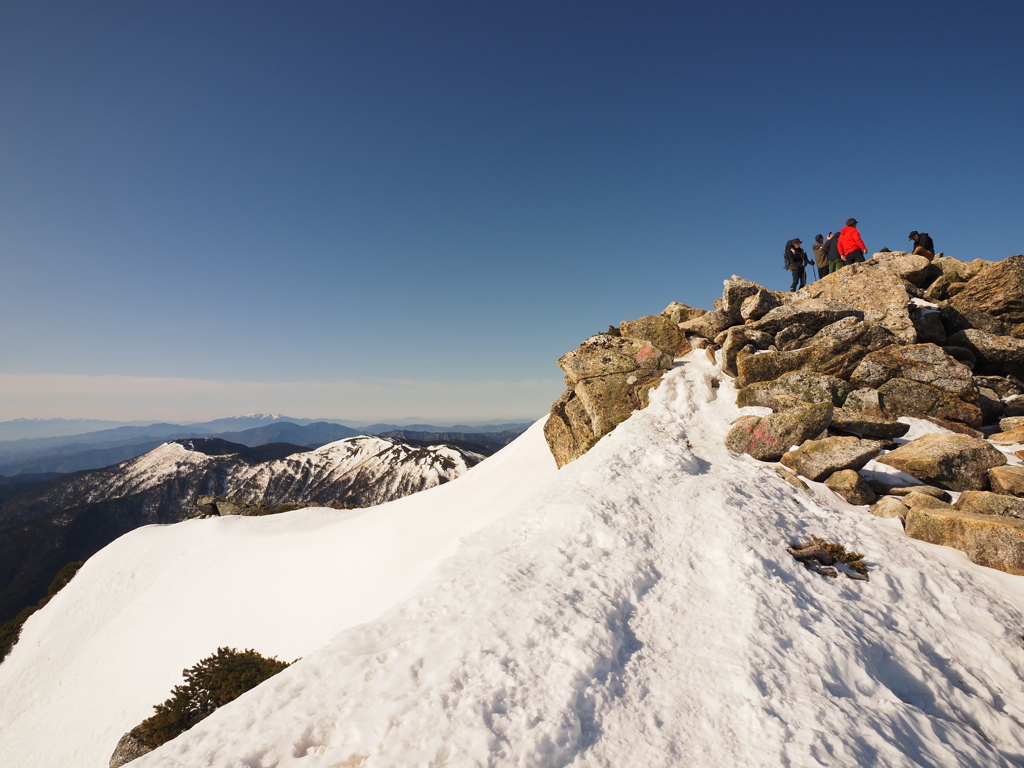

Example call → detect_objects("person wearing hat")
783 237 810 291
908 231 935 260
811 234 829 279
837 218 867 264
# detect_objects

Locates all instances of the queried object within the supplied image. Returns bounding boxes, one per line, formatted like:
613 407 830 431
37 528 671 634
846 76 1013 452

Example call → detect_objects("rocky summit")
544 251 1024 575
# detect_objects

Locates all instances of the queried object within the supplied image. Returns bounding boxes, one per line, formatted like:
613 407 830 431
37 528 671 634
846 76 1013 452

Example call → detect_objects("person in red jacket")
837 218 867 264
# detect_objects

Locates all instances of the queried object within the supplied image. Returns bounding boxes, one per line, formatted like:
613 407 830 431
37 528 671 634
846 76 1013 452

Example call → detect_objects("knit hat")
846 218 858 226
815 234 824 243
908 231 919 239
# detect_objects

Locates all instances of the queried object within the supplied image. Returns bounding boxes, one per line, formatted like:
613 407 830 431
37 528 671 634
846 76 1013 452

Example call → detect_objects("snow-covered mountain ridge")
0 435 484 629
3 352 1024 767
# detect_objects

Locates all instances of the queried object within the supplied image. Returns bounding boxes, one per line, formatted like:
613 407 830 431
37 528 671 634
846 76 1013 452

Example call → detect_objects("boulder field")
544 251 1024 575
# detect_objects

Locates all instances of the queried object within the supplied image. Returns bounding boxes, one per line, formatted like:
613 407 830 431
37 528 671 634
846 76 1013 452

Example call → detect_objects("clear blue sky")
1 1 1021 421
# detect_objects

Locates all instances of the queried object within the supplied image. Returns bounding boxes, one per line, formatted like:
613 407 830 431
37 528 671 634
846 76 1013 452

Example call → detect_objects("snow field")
136 354 1024 766
0 420 555 768
4 349 1024 767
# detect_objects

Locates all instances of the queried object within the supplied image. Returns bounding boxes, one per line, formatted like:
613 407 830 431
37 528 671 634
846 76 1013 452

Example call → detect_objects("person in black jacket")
826 231 842 273
908 231 935 259
784 238 810 291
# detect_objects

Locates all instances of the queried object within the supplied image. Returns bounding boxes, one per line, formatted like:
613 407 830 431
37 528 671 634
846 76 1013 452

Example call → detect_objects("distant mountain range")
0 420 533 477
0 434 488 626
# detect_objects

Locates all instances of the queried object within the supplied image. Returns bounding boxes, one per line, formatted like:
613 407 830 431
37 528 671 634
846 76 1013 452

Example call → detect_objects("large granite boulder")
779 436 882 481
950 255 1024 327
825 469 877 505
870 495 909 520
904 506 1024 575
718 326 758 378
724 402 833 462
679 310 734 340
740 289 781 321
986 425 1024 444
719 276 767 323
869 251 937 286
876 378 983 427
736 318 898 388
954 491 1024 520
948 329 1024 379
544 335 672 467
620 315 691 357
842 388 885 417
989 465 1024 497
660 301 706 324
748 299 862 337
849 343 976 397
735 370 851 408
829 408 909 439
797 260 918 343
876 433 1007 491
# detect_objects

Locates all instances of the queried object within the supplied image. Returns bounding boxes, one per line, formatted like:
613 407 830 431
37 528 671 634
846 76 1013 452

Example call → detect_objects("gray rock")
660 301 706 324
735 371 852 408
876 378 983 427
876 433 1007 491
779 436 883 482
679 310 734 340
720 276 767 322
796 261 918 343
830 408 909 439
902 491 955 511
825 470 877 505
620 315 691 357
544 335 672 467
950 254 1024 326
740 289 781 322
871 484 952 503
748 298 863 337
724 402 834 462
976 375 1022 399
869 251 936 286
870 496 909 520
976 386 1005 425
736 318 897 388
954 490 1024 520
842 388 885 417
110 731 151 768
849 343 976 396
905 505 1024 576
999 416 1024 432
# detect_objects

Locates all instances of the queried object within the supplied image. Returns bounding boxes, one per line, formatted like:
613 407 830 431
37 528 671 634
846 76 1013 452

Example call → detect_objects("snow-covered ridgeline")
72 435 482 507
4 351 1024 767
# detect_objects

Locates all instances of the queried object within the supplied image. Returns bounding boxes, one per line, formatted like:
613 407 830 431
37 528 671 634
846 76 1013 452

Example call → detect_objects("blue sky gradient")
1 1 1022 420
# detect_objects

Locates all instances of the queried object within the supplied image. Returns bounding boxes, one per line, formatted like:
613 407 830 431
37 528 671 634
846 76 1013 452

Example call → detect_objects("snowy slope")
90 435 483 507
4 351 1024 767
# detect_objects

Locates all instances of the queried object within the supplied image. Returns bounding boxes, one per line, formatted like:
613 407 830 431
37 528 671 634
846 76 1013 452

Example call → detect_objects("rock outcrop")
545 334 673 467
542 251 1024 578
876 433 1006 491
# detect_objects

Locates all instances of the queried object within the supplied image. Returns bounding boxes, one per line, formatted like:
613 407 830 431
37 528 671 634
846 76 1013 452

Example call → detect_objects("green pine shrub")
131 647 291 750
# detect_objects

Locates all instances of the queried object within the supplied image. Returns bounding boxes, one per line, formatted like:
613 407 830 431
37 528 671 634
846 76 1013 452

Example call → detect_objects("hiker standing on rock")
826 231 842 273
909 230 935 259
838 218 867 264
811 234 828 279
784 238 810 292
